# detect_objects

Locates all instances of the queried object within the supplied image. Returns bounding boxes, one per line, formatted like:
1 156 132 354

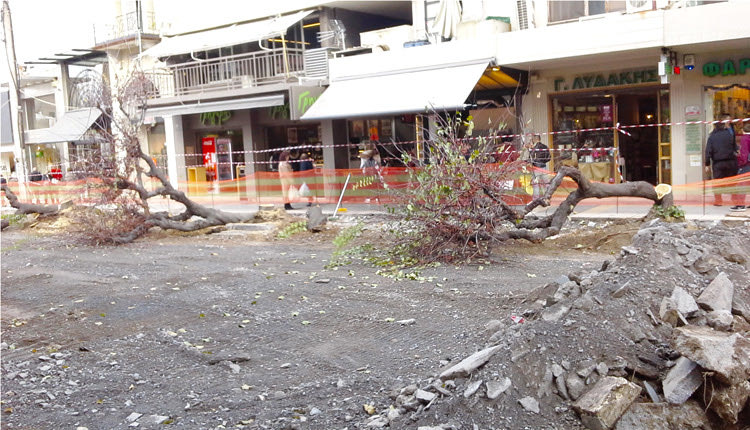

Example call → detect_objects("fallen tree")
72 70 253 244
2 69 253 242
1 183 61 216
387 115 677 263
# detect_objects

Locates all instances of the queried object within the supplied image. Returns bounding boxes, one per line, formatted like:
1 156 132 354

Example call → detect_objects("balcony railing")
144 48 305 99
94 11 158 44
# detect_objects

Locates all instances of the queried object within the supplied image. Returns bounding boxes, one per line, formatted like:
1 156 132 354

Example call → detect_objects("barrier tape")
165 117 749 158
17 117 747 174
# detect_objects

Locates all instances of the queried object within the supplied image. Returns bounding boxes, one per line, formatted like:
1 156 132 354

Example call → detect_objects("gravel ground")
0 216 636 429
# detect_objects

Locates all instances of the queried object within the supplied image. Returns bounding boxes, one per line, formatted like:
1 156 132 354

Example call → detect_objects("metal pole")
2 0 28 192
332 172 351 217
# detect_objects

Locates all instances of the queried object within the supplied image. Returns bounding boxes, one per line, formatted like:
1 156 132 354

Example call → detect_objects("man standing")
704 114 738 206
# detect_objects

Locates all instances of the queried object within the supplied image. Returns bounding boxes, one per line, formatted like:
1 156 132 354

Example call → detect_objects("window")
548 1 626 23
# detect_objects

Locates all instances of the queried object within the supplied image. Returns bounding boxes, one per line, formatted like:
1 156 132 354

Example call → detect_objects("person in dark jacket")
704 116 738 206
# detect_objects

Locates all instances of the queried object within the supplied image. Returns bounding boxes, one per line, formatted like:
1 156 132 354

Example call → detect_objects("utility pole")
2 0 28 187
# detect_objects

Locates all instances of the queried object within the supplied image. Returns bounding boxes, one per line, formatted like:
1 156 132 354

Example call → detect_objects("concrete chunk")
696 272 733 312
415 389 436 404
706 380 750 424
439 345 501 379
573 376 641 430
614 401 712 430
486 377 512 400
672 325 750 384
705 309 733 331
662 357 702 404
669 286 700 317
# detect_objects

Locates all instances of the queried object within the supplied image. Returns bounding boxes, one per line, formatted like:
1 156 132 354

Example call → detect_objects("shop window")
552 96 617 182
548 1 626 23
348 119 394 163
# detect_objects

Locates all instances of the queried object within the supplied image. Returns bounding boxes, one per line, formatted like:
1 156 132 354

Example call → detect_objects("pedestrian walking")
705 113 738 207
278 151 295 210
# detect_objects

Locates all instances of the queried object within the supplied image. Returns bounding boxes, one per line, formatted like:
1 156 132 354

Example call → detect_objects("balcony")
94 11 158 44
144 48 306 100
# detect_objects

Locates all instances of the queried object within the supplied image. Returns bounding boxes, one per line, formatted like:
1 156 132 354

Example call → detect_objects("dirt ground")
0 215 640 429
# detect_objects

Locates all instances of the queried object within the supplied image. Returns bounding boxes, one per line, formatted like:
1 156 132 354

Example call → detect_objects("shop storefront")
668 51 749 185
254 91 324 171
181 110 247 182
545 67 670 185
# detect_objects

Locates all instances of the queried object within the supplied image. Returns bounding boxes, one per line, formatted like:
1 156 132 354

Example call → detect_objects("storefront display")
550 82 669 185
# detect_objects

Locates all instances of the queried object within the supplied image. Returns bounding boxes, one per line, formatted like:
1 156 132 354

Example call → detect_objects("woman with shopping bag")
278 151 295 210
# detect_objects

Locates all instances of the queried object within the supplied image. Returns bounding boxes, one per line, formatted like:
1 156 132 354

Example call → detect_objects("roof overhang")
24 107 103 145
25 49 108 68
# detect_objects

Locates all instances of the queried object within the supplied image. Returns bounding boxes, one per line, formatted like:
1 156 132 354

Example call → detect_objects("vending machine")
202 136 217 181
216 138 234 181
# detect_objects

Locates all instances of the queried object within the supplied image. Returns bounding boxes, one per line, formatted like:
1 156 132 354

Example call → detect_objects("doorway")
616 92 659 184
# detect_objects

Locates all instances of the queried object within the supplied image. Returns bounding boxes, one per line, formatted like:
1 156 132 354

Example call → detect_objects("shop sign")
685 107 702 153
290 86 325 120
554 68 659 91
269 104 290 120
684 106 700 116
702 58 750 77
200 111 232 126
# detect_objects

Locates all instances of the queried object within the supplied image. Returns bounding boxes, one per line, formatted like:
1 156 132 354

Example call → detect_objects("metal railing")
144 48 305 99
94 11 158 44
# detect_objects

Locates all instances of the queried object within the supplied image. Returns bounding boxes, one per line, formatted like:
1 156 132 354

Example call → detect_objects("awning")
141 10 313 58
146 94 285 117
301 60 490 120
24 107 102 145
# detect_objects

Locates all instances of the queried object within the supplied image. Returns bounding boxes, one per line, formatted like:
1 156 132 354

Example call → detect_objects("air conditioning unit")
511 0 534 31
626 0 652 13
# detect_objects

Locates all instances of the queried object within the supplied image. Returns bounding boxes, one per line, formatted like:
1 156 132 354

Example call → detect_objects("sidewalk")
164 199 750 222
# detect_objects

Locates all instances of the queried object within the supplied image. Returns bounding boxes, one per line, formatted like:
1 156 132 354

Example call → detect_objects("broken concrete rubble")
614 401 713 430
662 357 703 404
485 378 511 400
705 379 750 424
696 272 734 312
572 376 641 430
705 309 733 331
670 286 700 317
438 346 502 380
372 222 750 430
672 325 750 384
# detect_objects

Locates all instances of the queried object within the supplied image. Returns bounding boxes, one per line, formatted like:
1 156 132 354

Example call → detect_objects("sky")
2 0 329 81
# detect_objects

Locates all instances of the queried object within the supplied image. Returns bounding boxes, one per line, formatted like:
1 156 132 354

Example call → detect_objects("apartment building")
9 0 747 192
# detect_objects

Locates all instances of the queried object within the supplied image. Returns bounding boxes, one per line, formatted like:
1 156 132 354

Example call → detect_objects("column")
163 115 184 188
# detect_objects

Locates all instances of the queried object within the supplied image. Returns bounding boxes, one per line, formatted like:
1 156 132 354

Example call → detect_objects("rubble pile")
362 220 750 429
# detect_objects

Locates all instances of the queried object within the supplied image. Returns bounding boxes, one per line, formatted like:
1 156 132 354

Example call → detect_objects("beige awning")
301 60 490 120
141 10 313 58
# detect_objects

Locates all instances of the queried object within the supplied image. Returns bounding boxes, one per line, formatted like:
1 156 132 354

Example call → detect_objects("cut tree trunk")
1 184 60 216
483 166 675 243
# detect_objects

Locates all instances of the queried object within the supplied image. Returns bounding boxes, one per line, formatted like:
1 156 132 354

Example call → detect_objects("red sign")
202 136 217 175
599 105 613 123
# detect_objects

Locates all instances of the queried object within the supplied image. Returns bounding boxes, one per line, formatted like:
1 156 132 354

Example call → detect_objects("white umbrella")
431 0 462 40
